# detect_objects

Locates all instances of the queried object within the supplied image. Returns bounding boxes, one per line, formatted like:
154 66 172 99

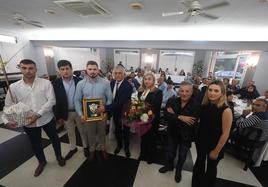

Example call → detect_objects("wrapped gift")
3 102 32 127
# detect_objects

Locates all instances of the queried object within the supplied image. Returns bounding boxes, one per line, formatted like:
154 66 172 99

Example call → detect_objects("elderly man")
159 81 200 183
2 59 65 177
102 66 133 157
75 61 112 161
158 76 168 92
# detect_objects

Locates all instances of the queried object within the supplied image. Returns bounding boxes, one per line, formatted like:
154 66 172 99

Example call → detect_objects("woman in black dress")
138 72 162 164
192 80 233 187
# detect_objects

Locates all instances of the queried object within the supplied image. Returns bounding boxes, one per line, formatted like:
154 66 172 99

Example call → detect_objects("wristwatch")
178 115 182 120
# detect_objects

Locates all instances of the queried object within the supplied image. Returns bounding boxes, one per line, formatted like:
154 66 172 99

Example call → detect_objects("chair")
229 127 264 170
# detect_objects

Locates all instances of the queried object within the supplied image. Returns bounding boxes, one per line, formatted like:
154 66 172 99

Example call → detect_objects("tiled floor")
0 125 267 187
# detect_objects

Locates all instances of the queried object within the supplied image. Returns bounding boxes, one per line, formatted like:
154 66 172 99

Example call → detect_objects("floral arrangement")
125 99 153 123
123 99 154 136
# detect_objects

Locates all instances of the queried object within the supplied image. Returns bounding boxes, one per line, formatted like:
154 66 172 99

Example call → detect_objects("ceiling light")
0 34 17 44
129 2 144 10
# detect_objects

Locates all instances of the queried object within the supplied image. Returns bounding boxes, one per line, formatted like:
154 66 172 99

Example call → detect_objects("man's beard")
89 73 97 78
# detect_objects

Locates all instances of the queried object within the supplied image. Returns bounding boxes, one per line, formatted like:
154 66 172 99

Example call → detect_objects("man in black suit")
53 60 88 160
98 65 133 157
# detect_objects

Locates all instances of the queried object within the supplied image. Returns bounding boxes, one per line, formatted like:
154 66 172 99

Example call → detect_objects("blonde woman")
138 72 163 164
192 80 233 187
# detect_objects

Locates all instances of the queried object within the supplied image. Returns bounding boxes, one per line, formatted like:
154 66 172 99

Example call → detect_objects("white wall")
253 52 268 95
114 53 140 70
159 55 195 74
53 47 100 71
0 35 47 76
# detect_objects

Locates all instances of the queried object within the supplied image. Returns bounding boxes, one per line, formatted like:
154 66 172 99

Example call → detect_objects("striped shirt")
236 112 268 141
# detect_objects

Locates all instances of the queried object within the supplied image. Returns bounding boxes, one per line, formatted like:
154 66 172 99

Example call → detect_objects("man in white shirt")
2 59 65 177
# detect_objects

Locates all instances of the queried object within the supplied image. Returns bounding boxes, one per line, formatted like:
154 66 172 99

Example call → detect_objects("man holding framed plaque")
75 61 112 161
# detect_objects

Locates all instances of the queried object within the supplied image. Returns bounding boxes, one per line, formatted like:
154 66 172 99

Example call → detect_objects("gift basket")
3 102 33 127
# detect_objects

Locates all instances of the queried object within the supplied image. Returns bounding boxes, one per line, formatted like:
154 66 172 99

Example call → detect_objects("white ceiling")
1 0 268 41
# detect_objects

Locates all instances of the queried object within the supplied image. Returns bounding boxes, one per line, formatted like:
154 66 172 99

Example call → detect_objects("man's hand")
167 107 175 114
80 115 87 124
57 119 64 126
6 121 18 129
26 113 40 125
96 105 105 114
178 115 196 126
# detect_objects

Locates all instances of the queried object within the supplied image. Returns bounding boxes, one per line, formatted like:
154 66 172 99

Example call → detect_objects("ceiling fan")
0 13 44 28
162 0 230 22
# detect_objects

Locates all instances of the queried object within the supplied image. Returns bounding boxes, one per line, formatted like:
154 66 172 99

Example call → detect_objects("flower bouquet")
3 102 33 127
123 99 154 136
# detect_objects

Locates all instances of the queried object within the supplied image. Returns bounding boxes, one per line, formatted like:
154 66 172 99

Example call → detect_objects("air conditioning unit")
54 0 111 16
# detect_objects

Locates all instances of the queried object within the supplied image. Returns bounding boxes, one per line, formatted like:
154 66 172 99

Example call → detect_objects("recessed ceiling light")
44 9 56 15
129 2 144 10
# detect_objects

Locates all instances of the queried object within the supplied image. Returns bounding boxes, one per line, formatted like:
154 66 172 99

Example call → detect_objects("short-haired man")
53 60 88 160
75 61 112 161
236 98 268 142
2 59 65 177
105 65 133 157
159 81 200 183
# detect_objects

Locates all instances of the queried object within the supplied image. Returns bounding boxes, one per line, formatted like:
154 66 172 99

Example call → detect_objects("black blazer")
106 79 133 118
52 76 81 120
165 97 200 146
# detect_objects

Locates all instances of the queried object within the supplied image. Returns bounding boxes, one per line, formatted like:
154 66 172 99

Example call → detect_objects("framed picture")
82 98 103 122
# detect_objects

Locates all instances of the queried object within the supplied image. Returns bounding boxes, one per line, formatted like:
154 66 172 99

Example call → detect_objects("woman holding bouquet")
138 72 162 164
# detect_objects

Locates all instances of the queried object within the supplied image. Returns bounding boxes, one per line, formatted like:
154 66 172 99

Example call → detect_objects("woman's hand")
209 149 219 160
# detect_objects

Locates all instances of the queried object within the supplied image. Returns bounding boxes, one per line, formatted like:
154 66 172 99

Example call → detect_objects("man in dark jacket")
97 65 133 157
159 81 200 183
53 60 88 160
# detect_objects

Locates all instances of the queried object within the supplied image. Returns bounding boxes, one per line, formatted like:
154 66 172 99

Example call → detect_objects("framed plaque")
83 98 104 121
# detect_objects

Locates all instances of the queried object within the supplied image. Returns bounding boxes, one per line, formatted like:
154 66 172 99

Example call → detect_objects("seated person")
259 89 268 101
158 76 168 92
126 75 137 93
227 91 235 115
236 98 268 142
239 85 260 101
162 80 177 108
230 79 240 93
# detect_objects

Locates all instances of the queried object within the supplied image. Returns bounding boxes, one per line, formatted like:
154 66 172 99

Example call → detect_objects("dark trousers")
166 135 190 171
140 128 157 161
192 144 220 187
113 115 130 149
23 118 62 163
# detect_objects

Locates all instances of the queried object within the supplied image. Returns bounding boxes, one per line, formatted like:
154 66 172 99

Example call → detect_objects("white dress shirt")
112 80 123 99
2 77 56 127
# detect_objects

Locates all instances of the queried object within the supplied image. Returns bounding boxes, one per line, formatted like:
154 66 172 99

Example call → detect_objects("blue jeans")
23 118 62 163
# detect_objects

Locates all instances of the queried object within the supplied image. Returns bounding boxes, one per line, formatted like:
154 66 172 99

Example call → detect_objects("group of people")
2 58 268 187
